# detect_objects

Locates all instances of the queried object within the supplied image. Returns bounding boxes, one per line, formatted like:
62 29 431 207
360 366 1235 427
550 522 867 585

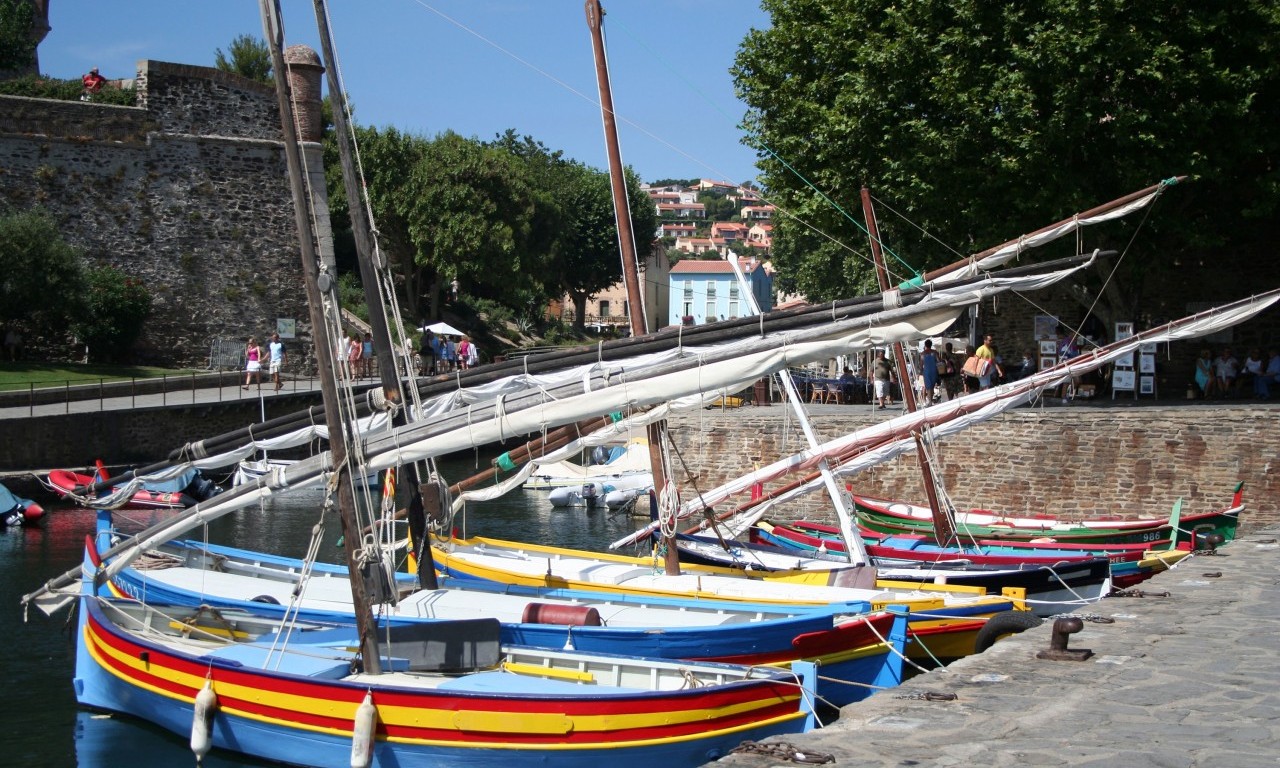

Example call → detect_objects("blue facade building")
668 255 773 326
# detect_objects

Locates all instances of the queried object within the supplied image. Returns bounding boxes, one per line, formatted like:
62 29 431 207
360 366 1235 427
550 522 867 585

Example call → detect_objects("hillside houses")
643 179 776 258
549 179 790 334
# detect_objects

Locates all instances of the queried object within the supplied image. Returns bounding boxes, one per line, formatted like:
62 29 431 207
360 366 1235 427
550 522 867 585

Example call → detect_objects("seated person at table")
1255 349 1280 399
839 367 858 403
1007 351 1036 382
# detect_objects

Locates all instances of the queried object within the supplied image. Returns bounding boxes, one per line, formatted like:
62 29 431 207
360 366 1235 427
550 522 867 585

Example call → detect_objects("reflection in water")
1 452 655 766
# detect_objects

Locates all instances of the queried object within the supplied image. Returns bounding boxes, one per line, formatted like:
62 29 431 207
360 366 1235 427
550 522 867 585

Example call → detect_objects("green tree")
486 131 656 330
343 128 540 323
0 208 85 331
214 34 272 84
733 0 1280 321
68 266 151 363
0 0 35 73
403 132 537 319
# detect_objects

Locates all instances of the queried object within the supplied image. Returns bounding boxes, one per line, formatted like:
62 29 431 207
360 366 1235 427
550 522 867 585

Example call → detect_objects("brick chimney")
284 45 324 142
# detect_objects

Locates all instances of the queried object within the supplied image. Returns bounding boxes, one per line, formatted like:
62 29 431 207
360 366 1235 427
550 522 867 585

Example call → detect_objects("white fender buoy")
350 691 378 768
190 680 218 763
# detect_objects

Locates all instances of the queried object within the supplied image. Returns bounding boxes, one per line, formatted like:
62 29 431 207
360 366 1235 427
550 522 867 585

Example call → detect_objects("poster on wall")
1140 375 1155 394
276 318 297 339
1039 340 1058 356
1139 353 1156 373
1114 322 1135 367
1035 315 1059 340
1113 370 1136 390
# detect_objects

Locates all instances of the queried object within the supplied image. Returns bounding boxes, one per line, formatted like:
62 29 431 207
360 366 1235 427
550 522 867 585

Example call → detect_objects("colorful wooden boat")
107 538 906 708
756 519 1186 589
75 542 818 768
851 484 1243 547
677 529 1112 617
430 534 1030 663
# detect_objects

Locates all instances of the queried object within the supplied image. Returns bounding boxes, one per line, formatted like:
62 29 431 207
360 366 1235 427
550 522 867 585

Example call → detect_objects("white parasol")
418 321 464 337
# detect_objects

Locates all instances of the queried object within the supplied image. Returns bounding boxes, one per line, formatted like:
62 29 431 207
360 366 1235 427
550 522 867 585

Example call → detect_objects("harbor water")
0 455 653 768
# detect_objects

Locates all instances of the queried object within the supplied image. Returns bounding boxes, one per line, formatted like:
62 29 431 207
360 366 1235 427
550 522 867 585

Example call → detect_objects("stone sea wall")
665 404 1279 531
3 400 1273 533
0 59 321 369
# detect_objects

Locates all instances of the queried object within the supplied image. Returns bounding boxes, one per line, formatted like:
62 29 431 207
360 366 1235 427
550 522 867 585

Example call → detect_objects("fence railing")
0 371 322 418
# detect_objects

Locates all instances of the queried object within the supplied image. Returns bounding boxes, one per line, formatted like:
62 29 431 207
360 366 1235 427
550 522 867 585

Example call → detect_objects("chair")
824 383 843 404
808 381 824 403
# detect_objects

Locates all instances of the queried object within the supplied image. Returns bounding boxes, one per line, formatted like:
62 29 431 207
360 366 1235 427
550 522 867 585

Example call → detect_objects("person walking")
419 330 437 375
242 337 263 389
268 332 286 391
872 349 894 409
920 339 939 406
975 334 1002 390
361 333 374 378
346 333 363 379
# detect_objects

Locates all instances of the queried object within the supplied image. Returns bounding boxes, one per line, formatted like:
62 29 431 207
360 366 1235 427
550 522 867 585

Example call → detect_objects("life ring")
973 611 1043 653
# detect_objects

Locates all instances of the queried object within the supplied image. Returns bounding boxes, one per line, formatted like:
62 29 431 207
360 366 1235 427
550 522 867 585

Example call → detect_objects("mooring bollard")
1036 616 1093 661
1195 532 1226 553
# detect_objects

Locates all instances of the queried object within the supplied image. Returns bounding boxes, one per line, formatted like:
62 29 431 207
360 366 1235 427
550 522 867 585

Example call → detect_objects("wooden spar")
79 254 1091 499
258 0 380 672
919 176 1186 284
358 415 617 537
470 416 614 487
861 187 955 547
725 252 869 565
585 0 678 575
308 0 436 590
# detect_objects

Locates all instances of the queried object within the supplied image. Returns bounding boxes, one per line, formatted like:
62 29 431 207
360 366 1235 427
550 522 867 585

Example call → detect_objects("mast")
861 187 955 546
307 0 437 590
585 0 679 575
726 252 869 565
259 0 381 672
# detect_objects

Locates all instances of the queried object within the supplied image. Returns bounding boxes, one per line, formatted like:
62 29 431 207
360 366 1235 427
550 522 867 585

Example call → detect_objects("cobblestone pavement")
715 528 1280 768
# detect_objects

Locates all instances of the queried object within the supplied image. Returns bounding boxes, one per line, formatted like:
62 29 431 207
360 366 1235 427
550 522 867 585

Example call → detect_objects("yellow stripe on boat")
86 620 802 740
500 660 596 683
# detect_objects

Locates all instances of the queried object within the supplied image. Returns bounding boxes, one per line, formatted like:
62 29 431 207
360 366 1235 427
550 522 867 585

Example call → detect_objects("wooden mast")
259 0 381 672
307 0 438 590
585 0 679 575
860 187 956 546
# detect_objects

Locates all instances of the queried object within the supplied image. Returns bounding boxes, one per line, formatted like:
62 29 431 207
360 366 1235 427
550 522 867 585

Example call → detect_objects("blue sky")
38 1 772 185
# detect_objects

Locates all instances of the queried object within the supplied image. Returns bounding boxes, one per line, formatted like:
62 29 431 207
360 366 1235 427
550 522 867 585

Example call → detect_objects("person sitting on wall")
81 67 107 100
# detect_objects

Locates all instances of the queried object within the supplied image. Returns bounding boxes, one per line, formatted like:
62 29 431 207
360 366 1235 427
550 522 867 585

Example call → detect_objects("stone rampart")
0 60 321 369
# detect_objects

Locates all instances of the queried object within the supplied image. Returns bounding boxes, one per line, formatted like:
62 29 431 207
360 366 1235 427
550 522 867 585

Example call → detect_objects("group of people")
242 333 287 391
241 327 483 390
866 339 970 410
344 333 375 379
868 333 1040 412
1195 346 1280 399
418 330 479 376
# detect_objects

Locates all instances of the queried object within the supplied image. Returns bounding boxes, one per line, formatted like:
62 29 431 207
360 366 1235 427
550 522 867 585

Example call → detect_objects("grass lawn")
0 362 201 392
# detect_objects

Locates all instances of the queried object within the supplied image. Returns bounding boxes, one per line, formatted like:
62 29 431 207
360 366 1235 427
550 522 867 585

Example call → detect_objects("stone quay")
715 526 1280 768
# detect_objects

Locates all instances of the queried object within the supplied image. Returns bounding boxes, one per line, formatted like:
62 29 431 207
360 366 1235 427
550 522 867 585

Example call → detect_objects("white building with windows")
668 255 772 326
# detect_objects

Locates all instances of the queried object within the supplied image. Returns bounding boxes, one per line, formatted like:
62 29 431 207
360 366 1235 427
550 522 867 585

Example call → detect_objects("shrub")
0 74 136 106
68 265 152 363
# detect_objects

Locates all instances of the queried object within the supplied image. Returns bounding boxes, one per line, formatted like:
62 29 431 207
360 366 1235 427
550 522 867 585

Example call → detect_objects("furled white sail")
609 287 1280 551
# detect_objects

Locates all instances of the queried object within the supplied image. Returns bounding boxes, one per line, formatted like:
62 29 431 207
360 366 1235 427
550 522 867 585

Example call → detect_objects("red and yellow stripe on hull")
81 602 806 753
